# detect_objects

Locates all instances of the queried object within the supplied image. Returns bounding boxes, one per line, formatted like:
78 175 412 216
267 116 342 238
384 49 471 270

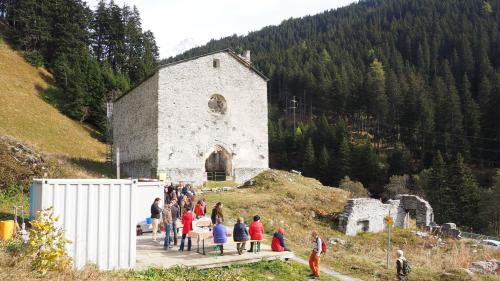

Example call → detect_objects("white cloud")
85 0 355 58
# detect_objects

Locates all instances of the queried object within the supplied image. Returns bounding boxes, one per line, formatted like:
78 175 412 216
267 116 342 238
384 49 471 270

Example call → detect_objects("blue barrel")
146 217 151 224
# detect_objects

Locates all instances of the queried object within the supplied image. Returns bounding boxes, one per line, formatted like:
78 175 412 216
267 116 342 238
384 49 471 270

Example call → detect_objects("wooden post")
116 147 120 179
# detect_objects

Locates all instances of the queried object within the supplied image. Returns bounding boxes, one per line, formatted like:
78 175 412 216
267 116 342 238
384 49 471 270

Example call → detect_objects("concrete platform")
136 233 294 269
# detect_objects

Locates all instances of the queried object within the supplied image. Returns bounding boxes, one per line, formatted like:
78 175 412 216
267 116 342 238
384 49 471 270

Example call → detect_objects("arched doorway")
205 145 232 181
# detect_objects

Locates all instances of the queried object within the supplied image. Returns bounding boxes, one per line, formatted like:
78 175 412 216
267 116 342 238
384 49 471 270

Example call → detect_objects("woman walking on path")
309 230 322 279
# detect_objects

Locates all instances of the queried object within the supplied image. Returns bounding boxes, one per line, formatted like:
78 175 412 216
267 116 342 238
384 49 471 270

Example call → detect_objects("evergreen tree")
479 170 500 235
460 74 481 160
446 153 481 230
334 137 351 183
318 145 330 183
426 151 448 223
303 137 315 175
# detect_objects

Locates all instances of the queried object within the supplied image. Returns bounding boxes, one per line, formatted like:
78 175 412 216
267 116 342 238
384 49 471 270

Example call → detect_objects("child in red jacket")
248 215 264 252
271 227 290 252
194 200 205 218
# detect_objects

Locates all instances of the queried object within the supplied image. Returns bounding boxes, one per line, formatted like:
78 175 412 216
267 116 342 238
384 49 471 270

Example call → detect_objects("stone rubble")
468 260 499 275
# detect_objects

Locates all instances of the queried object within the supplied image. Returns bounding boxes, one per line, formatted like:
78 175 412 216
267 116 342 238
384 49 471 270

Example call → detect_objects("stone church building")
112 49 269 184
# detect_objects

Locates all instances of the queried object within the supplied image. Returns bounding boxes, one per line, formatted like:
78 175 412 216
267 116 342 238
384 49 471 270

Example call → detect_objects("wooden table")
189 228 232 255
189 230 212 255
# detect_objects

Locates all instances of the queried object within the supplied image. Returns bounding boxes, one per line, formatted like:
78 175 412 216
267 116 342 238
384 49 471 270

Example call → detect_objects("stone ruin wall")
339 194 433 236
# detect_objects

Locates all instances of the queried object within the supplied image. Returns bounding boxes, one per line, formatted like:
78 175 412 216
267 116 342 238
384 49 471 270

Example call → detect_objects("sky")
86 0 355 58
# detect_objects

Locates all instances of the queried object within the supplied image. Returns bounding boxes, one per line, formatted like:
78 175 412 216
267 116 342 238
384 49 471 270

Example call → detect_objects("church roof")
161 48 270 82
115 49 269 102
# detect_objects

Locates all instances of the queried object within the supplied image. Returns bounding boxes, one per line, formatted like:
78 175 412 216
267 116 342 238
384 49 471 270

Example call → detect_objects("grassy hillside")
204 170 500 281
0 34 114 182
0 40 106 160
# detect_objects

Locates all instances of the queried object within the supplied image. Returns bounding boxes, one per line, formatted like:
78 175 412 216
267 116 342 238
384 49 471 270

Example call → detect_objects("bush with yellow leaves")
28 207 72 275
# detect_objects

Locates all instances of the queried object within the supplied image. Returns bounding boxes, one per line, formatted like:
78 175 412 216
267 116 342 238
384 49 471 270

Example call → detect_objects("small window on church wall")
213 58 220 68
208 94 227 114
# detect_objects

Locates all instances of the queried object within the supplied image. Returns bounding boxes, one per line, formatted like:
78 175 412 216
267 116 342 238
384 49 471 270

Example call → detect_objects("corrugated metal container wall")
30 179 137 270
135 182 164 231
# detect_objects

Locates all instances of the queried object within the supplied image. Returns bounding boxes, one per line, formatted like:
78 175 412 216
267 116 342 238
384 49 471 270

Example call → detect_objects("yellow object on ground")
0 220 15 240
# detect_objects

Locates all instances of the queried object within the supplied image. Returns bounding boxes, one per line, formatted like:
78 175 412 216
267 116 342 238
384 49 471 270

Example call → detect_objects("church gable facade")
113 49 269 184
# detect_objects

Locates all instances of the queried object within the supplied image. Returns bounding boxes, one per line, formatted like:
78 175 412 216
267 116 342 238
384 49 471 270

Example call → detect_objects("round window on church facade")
208 94 227 114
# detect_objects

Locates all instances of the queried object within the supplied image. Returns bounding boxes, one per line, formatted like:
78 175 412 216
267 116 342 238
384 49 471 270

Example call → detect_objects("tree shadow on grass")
68 158 116 178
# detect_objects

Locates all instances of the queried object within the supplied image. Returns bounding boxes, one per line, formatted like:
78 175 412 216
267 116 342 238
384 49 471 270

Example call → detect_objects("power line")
377 123 500 143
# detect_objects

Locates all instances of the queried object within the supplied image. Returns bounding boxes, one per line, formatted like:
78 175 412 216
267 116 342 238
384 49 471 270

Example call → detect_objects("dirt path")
290 256 364 281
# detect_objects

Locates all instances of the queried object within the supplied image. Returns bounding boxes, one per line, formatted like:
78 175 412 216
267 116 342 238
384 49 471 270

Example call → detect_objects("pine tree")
426 151 448 223
335 137 351 182
318 145 330 183
460 74 481 161
303 138 315 175
446 153 481 230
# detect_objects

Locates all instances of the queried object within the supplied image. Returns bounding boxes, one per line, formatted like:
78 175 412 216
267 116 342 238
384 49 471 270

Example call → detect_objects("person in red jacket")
179 208 194 251
194 200 205 218
271 227 290 252
248 215 264 252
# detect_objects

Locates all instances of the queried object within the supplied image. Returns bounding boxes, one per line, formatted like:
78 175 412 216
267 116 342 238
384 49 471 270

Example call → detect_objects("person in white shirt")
309 230 321 279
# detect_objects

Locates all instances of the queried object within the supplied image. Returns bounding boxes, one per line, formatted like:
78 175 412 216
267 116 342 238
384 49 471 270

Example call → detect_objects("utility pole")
116 147 120 179
384 210 393 269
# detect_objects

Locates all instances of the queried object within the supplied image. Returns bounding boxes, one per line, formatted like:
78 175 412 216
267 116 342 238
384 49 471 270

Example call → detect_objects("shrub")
339 176 370 198
28 207 72 275
22 50 45 67
383 175 410 199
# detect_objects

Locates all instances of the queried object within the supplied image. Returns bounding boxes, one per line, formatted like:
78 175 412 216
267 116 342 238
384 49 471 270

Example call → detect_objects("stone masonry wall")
113 73 159 178
339 198 400 236
156 52 269 184
339 195 433 236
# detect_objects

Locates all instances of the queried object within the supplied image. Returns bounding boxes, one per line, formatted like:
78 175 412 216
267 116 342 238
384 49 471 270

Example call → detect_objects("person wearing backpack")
309 230 323 279
396 250 411 281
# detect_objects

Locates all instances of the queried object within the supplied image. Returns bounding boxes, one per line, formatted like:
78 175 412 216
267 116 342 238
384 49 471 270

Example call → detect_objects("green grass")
0 187 28 221
0 41 106 160
204 180 238 189
126 260 339 281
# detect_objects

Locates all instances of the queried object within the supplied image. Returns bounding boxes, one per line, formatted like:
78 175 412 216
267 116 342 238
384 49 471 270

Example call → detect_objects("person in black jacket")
170 199 180 246
233 217 249 255
150 198 162 241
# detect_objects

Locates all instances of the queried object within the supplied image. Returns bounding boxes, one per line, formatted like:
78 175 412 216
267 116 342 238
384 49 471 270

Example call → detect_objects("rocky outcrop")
0 136 47 190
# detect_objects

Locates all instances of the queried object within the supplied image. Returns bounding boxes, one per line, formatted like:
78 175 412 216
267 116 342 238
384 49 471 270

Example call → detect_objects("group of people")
150 184 411 280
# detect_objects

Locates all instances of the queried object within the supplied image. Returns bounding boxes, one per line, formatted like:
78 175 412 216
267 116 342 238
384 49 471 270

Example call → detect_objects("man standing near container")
150 198 162 241
171 199 180 246
162 199 174 250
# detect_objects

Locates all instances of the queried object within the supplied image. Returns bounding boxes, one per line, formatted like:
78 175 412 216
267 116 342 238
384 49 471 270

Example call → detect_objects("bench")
249 239 265 253
207 241 235 257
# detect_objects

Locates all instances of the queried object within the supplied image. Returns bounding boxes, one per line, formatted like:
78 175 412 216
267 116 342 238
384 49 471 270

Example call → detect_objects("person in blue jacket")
233 217 249 255
212 217 228 255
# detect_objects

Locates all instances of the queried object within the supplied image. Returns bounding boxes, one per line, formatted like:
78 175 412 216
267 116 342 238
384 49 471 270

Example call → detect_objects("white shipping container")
134 181 165 232
30 179 140 270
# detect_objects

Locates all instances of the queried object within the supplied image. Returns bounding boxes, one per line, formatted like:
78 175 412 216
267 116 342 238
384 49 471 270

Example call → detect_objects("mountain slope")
171 0 500 174
0 39 106 160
